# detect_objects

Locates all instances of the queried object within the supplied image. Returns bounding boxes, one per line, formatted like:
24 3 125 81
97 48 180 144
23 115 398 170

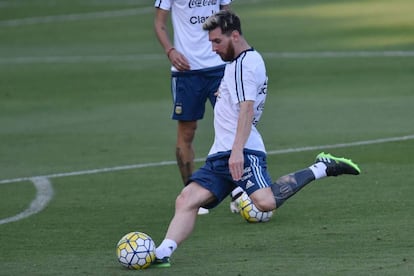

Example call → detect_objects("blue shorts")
189 150 273 209
171 65 225 121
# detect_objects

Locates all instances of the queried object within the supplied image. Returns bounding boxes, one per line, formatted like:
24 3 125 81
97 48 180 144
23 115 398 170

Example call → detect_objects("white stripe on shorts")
247 154 268 189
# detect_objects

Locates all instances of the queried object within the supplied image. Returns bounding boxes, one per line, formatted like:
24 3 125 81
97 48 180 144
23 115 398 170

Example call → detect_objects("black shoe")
315 152 361 176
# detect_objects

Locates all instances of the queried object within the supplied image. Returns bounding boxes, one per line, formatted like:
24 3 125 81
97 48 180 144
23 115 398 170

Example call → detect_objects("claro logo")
188 0 218 8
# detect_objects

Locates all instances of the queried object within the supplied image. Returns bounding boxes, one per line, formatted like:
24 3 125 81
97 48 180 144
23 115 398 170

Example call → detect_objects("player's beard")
219 41 235 62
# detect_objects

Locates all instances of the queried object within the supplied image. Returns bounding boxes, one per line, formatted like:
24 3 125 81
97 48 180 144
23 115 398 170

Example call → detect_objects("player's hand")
168 49 190 71
229 150 244 181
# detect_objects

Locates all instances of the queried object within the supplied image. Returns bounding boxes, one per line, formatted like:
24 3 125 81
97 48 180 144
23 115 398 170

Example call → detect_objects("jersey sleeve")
155 0 171 10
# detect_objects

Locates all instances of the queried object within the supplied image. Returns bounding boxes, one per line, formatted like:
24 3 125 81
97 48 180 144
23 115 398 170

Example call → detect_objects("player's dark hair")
203 10 242 36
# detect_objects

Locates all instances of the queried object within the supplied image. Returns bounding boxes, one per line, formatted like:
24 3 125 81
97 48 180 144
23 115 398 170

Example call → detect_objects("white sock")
155 239 177 259
309 162 327 179
231 186 244 199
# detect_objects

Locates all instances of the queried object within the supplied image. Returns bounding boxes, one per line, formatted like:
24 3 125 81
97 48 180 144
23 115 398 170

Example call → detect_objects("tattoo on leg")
176 147 193 185
271 169 315 208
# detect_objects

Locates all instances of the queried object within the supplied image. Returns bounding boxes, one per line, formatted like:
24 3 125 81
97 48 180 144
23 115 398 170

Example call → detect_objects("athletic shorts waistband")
171 64 225 77
207 149 267 161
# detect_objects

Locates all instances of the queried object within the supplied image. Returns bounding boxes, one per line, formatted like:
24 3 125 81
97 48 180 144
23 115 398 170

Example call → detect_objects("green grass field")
1 0 413 275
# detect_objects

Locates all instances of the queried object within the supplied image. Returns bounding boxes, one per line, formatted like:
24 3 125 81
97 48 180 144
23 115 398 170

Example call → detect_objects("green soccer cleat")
315 152 361 176
150 257 171 268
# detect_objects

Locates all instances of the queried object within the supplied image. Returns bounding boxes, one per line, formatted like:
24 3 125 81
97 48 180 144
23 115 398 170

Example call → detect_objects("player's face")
209 28 235 62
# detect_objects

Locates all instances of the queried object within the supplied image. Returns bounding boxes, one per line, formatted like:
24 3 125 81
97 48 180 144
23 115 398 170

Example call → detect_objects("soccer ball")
116 231 156 269
239 192 274 223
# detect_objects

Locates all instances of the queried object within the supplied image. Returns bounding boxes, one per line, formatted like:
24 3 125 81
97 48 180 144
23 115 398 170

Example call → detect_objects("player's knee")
175 190 190 211
255 199 276 212
174 184 199 211
250 195 276 211
250 188 276 211
178 121 197 142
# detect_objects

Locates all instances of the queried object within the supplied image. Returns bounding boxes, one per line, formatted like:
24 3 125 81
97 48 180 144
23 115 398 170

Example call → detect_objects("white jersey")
155 0 232 70
208 49 268 156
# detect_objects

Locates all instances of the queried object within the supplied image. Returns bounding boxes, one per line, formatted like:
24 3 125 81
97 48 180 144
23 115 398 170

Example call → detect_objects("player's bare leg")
154 182 215 265
176 121 209 215
176 120 196 184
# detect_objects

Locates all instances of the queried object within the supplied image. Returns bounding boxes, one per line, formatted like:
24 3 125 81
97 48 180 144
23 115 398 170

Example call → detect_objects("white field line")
0 7 153 27
1 134 413 225
1 134 413 185
1 51 414 65
0 177 54 225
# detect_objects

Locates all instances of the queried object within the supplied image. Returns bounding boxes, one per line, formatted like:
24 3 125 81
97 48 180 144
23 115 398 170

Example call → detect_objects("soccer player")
151 10 361 268
154 0 244 215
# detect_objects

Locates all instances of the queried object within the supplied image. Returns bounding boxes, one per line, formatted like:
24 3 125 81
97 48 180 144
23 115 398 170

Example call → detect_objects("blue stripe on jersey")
247 154 267 189
235 52 247 103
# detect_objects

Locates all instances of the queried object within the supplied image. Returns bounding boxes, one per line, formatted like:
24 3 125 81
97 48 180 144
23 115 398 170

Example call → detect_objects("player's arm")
229 100 254 181
154 8 190 71
154 8 174 58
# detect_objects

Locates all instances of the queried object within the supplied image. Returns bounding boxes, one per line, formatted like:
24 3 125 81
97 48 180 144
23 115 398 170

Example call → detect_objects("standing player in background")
154 0 243 215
